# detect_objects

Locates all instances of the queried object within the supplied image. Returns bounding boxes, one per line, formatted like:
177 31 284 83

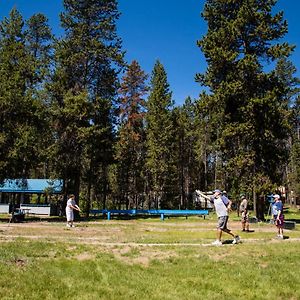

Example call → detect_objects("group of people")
65 191 285 244
205 189 285 246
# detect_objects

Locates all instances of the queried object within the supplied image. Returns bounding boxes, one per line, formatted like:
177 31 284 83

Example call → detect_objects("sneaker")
232 235 240 244
71 224 75 228
66 224 71 228
278 234 283 239
211 240 222 246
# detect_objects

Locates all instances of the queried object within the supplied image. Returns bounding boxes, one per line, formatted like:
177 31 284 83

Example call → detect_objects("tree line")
0 0 299 218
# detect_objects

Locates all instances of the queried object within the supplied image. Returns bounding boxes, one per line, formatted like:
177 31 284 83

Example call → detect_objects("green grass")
0 240 300 300
0 213 300 300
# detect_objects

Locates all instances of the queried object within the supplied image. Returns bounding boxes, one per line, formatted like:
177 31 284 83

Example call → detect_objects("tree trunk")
253 186 257 217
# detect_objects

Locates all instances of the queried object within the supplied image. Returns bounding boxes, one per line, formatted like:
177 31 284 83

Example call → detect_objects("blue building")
0 179 63 215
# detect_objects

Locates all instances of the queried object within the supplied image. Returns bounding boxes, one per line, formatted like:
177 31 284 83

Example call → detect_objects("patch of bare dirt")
104 245 177 266
12 258 27 268
207 253 231 261
76 252 95 261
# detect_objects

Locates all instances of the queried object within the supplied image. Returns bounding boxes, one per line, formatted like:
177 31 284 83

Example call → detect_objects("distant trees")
0 0 299 212
0 8 51 182
196 0 299 218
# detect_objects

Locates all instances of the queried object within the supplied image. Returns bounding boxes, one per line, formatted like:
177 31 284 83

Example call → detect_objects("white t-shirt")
66 198 75 213
211 196 228 217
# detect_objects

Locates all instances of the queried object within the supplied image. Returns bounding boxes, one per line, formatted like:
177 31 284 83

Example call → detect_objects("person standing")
239 195 250 232
209 189 240 245
272 194 284 239
65 194 81 228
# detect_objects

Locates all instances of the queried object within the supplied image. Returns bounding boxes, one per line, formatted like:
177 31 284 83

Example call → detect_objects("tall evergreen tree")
26 13 53 89
288 93 300 203
275 58 300 204
48 0 124 208
175 97 200 208
145 60 176 208
197 0 294 218
0 9 48 182
114 60 148 209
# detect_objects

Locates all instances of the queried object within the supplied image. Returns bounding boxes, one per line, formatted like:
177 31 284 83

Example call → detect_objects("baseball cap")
213 189 221 193
273 194 280 199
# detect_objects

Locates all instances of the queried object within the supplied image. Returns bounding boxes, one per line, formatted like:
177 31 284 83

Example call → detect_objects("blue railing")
90 209 209 220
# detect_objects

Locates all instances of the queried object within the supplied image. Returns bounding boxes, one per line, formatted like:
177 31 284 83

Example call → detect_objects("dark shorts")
217 216 229 230
274 215 284 227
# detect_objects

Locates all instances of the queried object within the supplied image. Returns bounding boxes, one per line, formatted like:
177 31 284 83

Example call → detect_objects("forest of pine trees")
0 0 299 218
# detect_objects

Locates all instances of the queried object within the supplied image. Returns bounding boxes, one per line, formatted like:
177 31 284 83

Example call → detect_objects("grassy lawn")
0 212 299 300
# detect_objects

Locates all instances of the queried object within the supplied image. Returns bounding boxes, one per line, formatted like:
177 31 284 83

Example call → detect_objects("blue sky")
0 0 299 105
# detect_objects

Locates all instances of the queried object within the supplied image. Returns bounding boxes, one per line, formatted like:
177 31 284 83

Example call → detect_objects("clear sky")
0 0 299 105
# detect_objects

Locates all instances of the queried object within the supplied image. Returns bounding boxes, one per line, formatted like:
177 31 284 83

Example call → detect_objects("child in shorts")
272 194 284 239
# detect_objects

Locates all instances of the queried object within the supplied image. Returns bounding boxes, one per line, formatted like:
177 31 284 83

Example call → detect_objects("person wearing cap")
209 189 240 245
239 195 250 232
272 194 284 239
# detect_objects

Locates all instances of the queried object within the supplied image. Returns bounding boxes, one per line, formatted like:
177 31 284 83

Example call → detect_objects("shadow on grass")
222 239 235 245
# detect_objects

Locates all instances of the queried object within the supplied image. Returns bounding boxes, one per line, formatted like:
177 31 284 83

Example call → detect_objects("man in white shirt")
65 194 81 228
209 189 240 245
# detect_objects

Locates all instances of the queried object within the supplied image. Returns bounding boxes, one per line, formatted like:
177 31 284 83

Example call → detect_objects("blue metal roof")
0 179 63 194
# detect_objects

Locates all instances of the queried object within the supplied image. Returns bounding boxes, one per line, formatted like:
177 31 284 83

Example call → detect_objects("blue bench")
90 209 209 220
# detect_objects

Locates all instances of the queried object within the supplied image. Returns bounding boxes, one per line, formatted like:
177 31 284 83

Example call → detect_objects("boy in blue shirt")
272 194 284 239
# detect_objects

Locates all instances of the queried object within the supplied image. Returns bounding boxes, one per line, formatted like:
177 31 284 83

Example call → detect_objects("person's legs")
276 225 282 237
66 211 74 227
277 222 283 237
275 217 284 238
70 211 74 227
217 228 222 241
245 213 250 231
245 221 249 231
212 218 224 245
221 216 240 243
222 228 235 238
241 221 246 231
241 212 246 231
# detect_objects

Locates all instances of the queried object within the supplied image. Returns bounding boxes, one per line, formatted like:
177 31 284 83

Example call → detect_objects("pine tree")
0 8 49 182
114 60 148 209
175 97 200 208
145 60 176 208
275 58 300 204
26 13 53 89
48 0 124 208
197 0 295 218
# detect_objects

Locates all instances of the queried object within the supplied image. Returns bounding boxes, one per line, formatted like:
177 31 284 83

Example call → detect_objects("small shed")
0 179 63 215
